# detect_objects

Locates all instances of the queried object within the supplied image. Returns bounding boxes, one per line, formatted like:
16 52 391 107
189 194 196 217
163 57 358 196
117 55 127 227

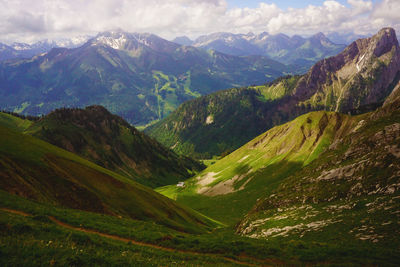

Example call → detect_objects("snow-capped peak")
94 34 129 49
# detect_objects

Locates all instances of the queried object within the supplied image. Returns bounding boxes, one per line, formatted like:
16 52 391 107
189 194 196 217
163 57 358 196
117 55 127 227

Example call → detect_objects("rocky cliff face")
294 27 400 113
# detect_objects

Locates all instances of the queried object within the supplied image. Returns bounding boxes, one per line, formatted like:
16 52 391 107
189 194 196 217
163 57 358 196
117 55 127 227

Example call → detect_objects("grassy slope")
0 191 261 266
235 105 400 262
157 105 400 265
23 106 204 188
0 112 33 132
156 111 360 224
0 121 219 233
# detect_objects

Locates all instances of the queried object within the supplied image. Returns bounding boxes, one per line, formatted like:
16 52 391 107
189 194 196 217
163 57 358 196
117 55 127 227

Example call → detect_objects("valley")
0 10 399 265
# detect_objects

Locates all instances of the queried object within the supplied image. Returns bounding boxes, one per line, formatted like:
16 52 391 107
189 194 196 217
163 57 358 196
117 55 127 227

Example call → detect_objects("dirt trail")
0 208 30 217
1 207 276 266
48 216 263 266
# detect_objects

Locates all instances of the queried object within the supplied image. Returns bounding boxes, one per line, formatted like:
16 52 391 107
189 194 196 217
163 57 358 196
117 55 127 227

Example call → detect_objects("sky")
0 0 398 44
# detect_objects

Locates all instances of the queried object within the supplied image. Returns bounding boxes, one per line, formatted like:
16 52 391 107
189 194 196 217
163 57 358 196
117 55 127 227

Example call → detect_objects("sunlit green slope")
157 111 360 223
236 83 400 249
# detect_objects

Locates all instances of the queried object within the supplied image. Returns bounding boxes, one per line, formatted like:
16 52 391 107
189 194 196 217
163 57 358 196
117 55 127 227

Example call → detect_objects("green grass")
1 108 399 265
0 204 239 266
201 158 219 167
0 112 33 132
157 111 359 224
22 107 204 188
2 189 398 266
13 101 30 113
0 123 218 233
0 190 286 266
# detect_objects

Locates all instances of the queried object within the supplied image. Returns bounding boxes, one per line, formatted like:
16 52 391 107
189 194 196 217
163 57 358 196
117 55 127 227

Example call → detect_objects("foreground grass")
0 190 283 266
1 190 400 266
0 210 242 267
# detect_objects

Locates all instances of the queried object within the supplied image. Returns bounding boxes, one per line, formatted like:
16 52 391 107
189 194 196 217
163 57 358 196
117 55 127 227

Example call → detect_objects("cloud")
6 12 48 33
372 0 400 31
0 0 398 43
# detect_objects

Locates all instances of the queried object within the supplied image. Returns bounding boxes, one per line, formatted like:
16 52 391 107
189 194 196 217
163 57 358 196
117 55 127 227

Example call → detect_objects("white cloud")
372 0 400 31
0 0 397 43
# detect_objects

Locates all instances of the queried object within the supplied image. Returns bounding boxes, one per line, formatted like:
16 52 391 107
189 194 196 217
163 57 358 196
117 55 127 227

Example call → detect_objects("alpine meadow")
1 0 400 266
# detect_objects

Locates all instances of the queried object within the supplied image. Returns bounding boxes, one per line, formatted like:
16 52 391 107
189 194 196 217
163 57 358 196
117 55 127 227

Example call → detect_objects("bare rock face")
293 27 400 113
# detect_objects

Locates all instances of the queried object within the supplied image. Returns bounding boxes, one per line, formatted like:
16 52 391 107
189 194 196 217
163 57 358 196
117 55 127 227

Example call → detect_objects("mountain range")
0 31 290 125
148 28 400 158
173 31 346 70
0 36 90 61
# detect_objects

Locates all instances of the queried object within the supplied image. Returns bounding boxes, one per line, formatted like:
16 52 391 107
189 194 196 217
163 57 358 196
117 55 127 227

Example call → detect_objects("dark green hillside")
0 121 218 233
0 190 276 266
147 28 400 158
24 106 203 188
146 76 302 158
0 31 290 125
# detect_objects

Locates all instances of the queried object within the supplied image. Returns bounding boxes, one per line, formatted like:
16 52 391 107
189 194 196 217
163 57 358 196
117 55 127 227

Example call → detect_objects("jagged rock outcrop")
294 27 400 112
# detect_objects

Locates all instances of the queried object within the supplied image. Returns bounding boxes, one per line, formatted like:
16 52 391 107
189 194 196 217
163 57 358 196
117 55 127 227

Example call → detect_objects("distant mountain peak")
92 31 131 49
312 32 327 39
11 42 32 51
90 31 179 52
172 36 193 46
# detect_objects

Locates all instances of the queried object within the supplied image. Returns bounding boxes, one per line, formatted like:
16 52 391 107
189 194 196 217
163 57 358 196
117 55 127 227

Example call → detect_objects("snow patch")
95 35 128 50
356 53 366 72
